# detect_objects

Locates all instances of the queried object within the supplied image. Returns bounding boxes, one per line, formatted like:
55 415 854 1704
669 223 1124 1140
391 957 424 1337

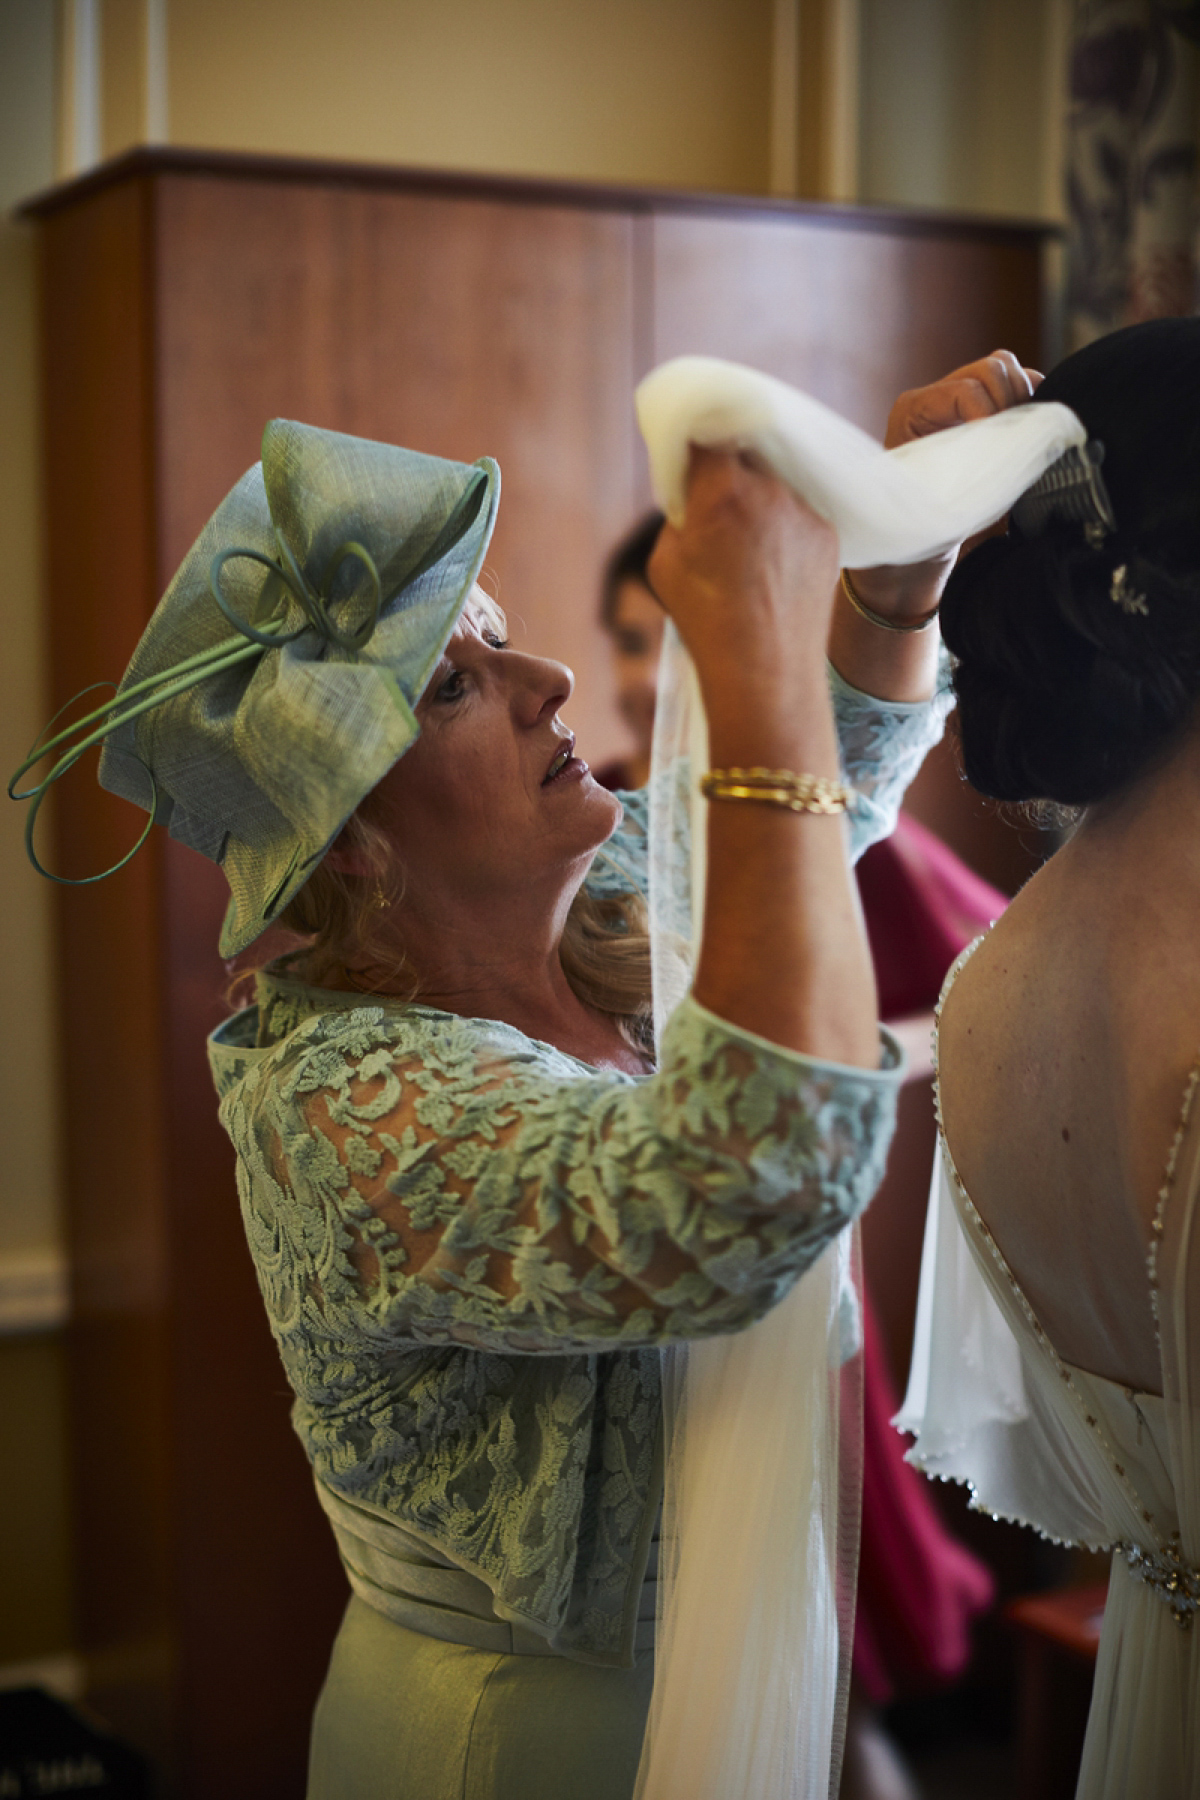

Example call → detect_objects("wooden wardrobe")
26 147 1051 1797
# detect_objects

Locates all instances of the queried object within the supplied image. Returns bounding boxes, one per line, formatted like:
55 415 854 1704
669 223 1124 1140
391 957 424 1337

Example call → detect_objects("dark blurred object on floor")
841 1688 922 1800
886 1684 1017 1800
0 1686 150 1797
1005 1582 1107 1800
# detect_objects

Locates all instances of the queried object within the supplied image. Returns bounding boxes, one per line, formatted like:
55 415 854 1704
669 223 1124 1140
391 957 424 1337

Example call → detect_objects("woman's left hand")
848 348 1044 621
828 348 1042 704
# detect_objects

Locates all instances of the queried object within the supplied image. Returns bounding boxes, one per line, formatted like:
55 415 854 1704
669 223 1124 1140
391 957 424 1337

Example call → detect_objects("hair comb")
1010 439 1116 541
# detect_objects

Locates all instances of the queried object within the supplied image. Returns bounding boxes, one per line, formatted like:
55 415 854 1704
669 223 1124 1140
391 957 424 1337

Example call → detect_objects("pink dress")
851 812 1004 1701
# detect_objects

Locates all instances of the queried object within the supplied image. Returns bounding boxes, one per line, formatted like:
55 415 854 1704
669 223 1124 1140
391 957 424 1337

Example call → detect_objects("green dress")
206 666 950 1798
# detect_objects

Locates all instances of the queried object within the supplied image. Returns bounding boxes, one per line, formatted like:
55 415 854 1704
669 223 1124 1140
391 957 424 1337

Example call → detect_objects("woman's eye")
435 669 467 702
485 633 510 650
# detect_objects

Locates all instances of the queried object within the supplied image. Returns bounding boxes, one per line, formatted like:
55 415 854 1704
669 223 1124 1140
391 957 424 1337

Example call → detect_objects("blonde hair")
275 809 414 995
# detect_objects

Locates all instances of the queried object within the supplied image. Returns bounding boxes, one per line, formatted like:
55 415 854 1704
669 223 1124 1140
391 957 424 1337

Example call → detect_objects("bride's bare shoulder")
939 819 1200 1213
939 854 1070 1064
946 821 1200 1051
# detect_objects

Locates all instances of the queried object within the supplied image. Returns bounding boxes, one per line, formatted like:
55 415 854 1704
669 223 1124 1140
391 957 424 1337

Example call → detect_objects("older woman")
19 352 1033 1799
217 445 919 1800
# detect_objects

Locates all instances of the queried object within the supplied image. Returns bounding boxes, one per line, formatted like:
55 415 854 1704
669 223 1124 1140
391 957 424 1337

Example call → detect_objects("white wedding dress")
898 941 1200 1799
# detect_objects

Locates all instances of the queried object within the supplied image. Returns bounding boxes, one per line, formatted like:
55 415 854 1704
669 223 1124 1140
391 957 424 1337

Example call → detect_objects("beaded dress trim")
934 936 1200 1630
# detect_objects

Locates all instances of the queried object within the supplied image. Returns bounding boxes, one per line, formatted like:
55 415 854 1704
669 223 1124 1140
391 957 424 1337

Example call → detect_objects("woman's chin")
524 768 624 872
574 776 624 854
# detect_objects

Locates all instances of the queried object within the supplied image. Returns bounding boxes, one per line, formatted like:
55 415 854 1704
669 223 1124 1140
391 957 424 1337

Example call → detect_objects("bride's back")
938 753 1200 1395
935 317 1200 1397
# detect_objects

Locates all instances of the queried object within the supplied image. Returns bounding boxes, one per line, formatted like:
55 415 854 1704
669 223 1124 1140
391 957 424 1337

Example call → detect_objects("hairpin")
1010 440 1116 541
1110 564 1148 616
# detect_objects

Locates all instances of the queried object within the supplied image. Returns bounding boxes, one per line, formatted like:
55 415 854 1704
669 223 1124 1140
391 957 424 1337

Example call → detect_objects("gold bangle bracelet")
700 767 852 815
840 568 941 634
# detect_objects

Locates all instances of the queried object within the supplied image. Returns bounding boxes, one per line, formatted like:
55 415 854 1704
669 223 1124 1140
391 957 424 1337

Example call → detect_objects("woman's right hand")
647 444 879 1070
647 446 840 734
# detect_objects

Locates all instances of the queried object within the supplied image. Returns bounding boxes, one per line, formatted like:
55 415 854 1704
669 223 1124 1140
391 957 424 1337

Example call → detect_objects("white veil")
633 359 1086 1800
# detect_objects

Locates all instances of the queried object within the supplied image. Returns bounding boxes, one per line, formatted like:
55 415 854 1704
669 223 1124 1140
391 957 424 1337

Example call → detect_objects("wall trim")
0 1249 69 1335
144 0 169 145
18 142 1064 242
58 0 102 178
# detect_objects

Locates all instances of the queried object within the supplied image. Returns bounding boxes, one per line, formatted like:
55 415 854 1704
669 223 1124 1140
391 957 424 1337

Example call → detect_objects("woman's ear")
322 827 374 877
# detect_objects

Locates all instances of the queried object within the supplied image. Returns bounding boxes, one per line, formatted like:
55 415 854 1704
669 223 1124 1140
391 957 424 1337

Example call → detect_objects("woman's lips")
543 754 589 788
542 736 581 785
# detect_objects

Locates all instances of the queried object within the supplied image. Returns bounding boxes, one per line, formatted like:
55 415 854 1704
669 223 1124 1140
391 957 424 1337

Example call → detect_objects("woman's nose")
515 653 574 724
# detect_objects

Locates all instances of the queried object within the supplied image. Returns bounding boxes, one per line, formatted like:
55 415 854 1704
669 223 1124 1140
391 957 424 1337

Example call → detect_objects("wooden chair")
1004 1581 1108 1800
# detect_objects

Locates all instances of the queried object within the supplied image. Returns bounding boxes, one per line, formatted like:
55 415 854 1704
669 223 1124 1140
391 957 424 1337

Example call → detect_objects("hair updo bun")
941 522 1200 806
939 318 1200 808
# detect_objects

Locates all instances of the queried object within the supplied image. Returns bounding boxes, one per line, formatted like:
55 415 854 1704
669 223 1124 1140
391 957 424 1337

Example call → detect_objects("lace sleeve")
227 996 901 1356
831 645 955 861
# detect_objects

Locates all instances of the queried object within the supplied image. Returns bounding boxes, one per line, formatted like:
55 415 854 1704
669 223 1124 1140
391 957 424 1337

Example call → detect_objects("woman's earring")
1110 564 1148 617
369 883 389 913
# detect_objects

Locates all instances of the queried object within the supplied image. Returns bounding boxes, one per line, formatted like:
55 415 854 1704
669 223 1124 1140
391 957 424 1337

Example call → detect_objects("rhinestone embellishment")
1122 1539 1200 1630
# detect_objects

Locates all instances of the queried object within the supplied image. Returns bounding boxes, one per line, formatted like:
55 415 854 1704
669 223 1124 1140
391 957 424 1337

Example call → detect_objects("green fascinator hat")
16 421 500 956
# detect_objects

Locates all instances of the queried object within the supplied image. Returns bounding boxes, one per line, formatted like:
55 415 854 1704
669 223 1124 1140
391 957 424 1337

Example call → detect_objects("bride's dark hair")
940 318 1200 807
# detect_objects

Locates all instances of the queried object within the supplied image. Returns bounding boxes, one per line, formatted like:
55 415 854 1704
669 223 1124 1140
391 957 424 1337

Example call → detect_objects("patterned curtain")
1067 0 1200 349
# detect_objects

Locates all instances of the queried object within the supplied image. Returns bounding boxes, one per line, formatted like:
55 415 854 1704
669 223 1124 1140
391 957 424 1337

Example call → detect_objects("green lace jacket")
208 664 952 1665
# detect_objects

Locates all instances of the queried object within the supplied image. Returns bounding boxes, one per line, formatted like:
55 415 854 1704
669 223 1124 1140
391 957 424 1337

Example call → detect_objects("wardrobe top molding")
20 143 1060 242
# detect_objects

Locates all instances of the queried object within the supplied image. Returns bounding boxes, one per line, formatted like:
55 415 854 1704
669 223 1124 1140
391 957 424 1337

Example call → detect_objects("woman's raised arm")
649 449 880 1071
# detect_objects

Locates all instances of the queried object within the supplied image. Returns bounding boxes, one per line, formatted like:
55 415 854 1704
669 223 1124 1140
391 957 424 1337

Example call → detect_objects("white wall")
167 0 775 192
858 0 1067 221
0 2 63 1280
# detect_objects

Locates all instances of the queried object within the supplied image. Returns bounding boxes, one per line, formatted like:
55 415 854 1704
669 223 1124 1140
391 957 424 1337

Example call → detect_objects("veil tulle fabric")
633 358 1085 1800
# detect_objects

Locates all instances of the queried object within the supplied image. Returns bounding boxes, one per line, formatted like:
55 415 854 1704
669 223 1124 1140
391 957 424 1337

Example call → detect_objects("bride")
899 317 1200 1797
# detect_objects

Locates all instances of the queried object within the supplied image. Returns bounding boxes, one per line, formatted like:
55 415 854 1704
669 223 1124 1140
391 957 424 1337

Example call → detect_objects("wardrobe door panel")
647 210 1043 436
155 175 638 765
32 149 1052 1798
